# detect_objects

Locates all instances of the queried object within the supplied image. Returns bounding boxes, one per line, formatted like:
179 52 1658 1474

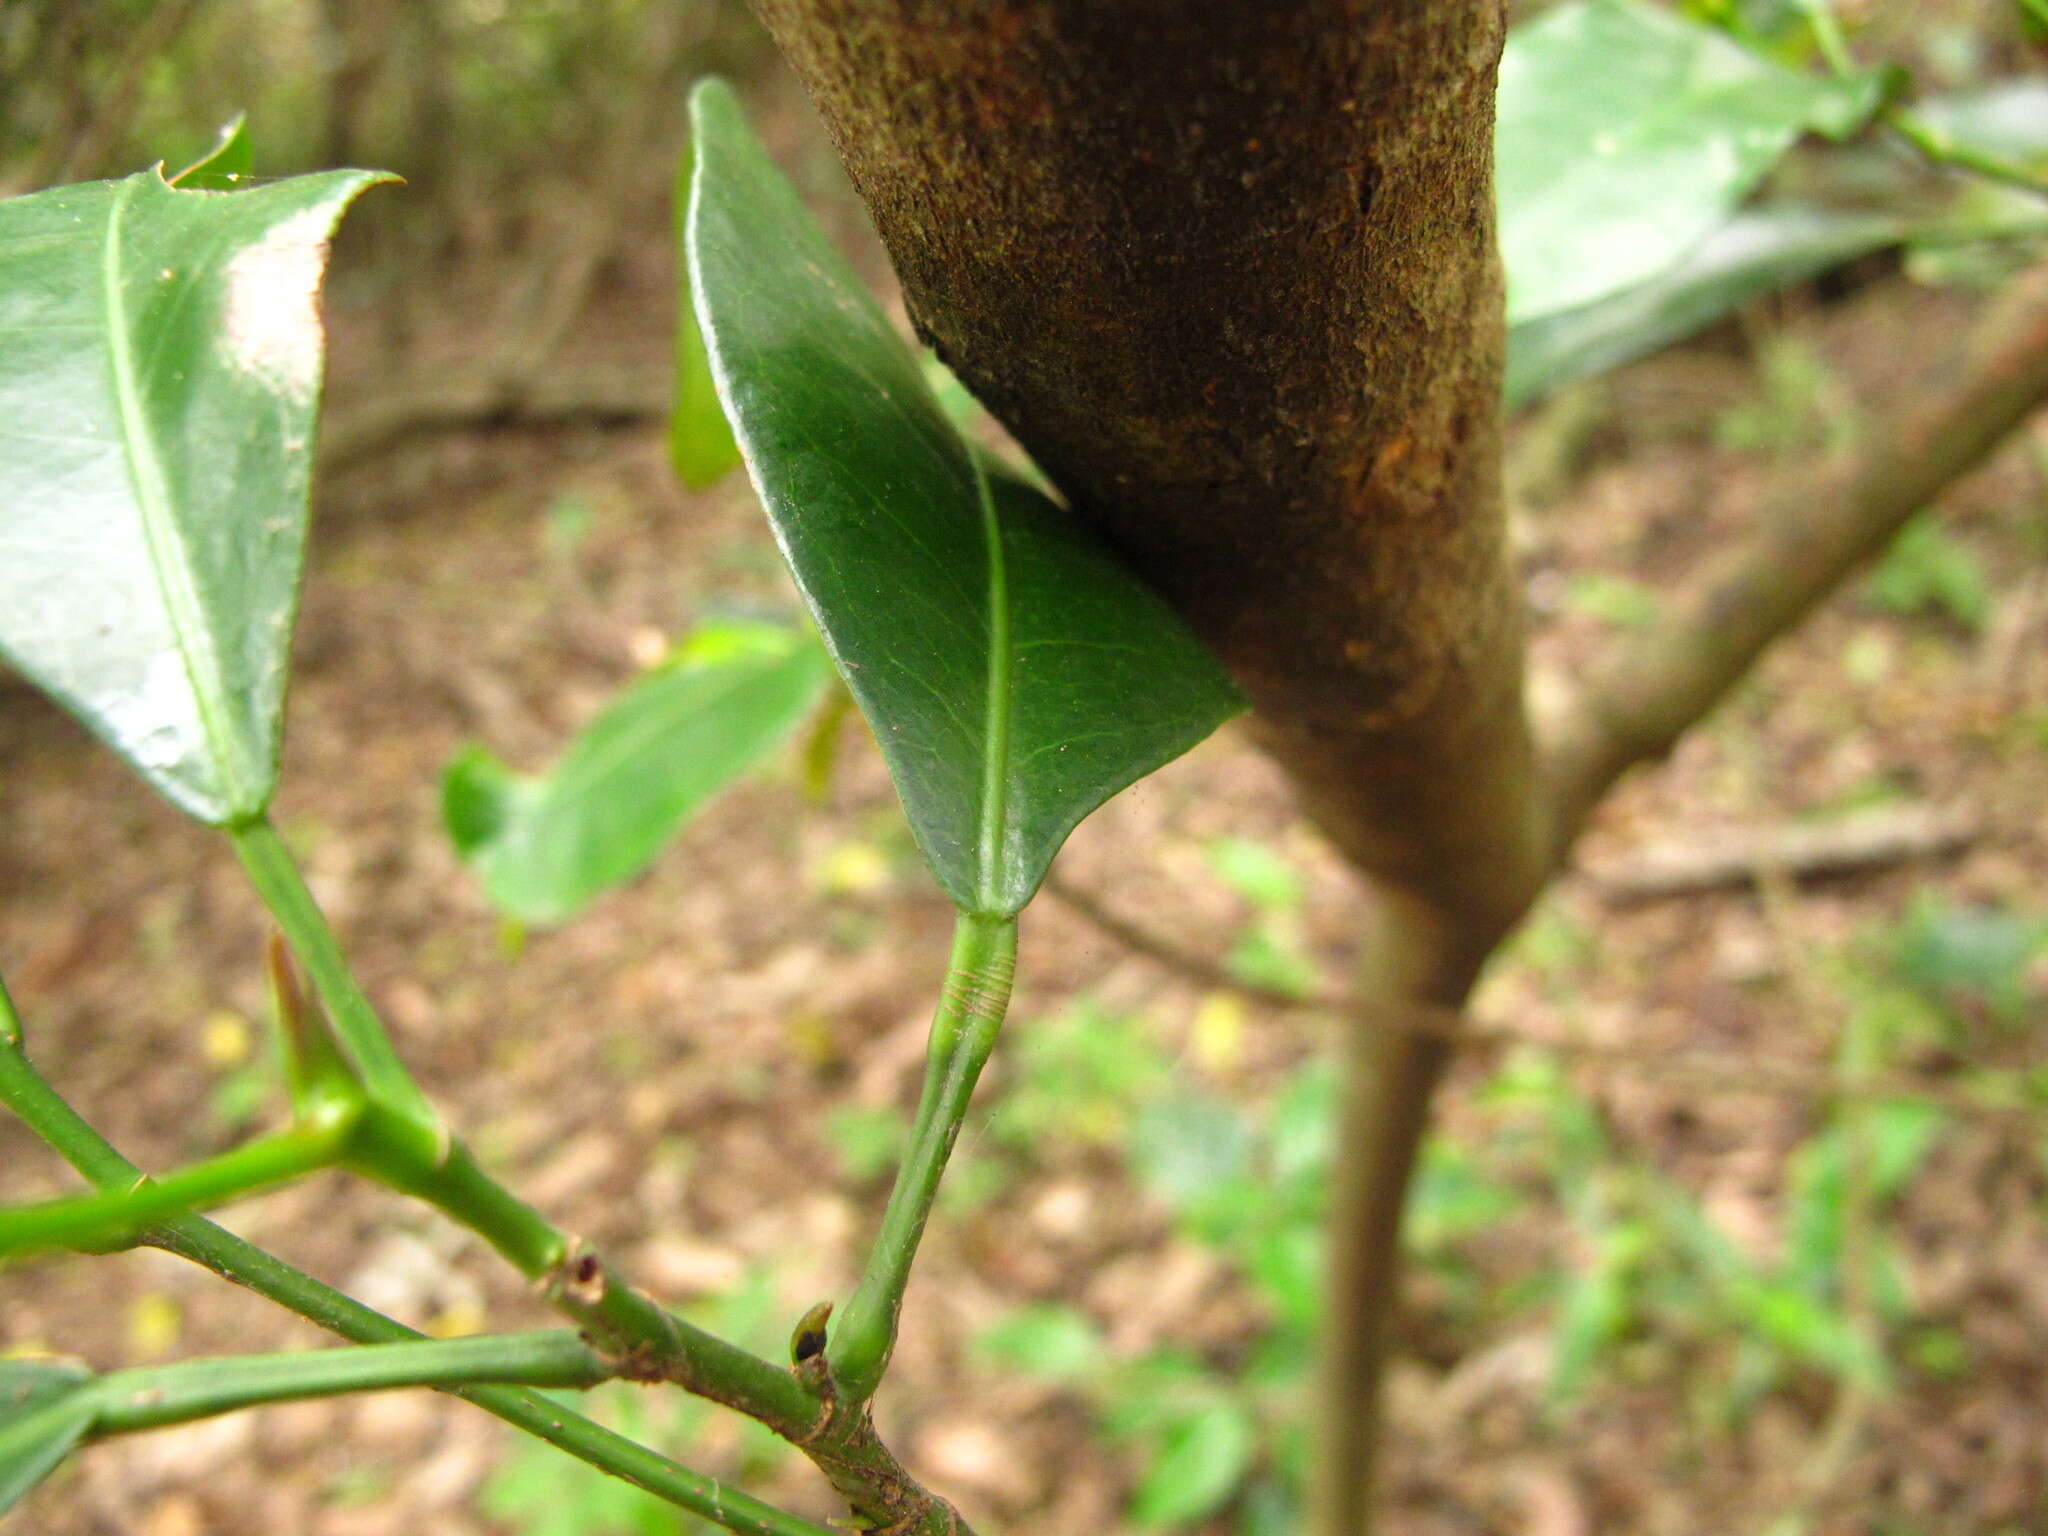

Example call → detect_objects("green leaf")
687 79 1243 917
670 137 741 490
1245 1224 1321 1334
1205 837 1304 912
1505 204 1903 409
169 115 254 191
1565 571 1664 629
0 1358 95 1516
825 1103 909 1182
1129 1399 1257 1527
1131 1093 1253 1211
1266 1061 1336 1184
974 1304 1106 1381
0 167 387 824
1866 517 1992 633
444 623 831 926
1889 895 2044 1025
1498 0 1884 324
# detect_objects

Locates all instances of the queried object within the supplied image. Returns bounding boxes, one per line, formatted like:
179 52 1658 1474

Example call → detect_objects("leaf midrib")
970 455 1012 916
101 175 249 817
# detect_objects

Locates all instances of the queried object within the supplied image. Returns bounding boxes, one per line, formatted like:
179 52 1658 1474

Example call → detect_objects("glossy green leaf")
169 116 254 190
0 1358 94 1515
669 138 741 490
687 79 1243 917
1498 0 1884 324
1505 204 1903 409
444 622 831 926
0 167 386 824
1129 1400 1257 1527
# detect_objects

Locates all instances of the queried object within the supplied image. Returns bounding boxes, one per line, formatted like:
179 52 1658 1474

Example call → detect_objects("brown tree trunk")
743 4 1538 1532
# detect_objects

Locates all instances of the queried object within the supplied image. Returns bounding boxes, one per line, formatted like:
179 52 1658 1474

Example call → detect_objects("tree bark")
748 0 1543 962
744 4 1536 1532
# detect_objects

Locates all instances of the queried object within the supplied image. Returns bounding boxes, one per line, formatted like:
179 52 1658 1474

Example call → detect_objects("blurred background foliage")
0 0 772 300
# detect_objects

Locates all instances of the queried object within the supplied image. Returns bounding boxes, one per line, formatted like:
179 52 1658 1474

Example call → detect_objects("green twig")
0 977 792 1421
330 1096 815 1426
1791 1 2048 204
0 1028 834 1536
229 816 435 1127
1794 0 1855 78
1888 109 2048 202
224 831 811 1421
0 1110 355 1259
0 1025 143 1194
830 910 1017 1402
4 981 970 1532
74 1332 609 1436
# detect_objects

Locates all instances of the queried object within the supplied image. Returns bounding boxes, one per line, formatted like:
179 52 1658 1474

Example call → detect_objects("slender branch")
1544 261 2048 842
0 1018 143 1196
0 1111 354 1259
1042 871 1348 1012
229 817 435 1126
1317 898 1480 1536
76 1333 609 1438
143 1220 840 1536
1887 108 2048 202
228 826 813 1424
2 986 973 1533
831 911 1017 1404
0 1029 836 1536
1799 2 2048 202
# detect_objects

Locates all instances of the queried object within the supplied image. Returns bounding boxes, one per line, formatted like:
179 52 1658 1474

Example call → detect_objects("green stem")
334 1100 815 1427
6 972 807 1435
1793 4 2048 204
1795 0 1855 78
1888 108 2048 201
229 816 435 1127
80 1332 608 1436
223 823 805 1421
0 1034 834 1536
829 910 1016 1403
0 971 19 1049
0 1110 355 1259
343 1102 567 1277
0 1034 145 1191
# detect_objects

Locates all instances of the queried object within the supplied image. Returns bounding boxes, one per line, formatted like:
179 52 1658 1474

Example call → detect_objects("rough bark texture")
749 0 1545 980
742 6 1535 1533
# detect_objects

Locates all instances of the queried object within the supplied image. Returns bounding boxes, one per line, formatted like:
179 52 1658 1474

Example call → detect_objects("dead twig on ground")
1585 803 1978 904
318 366 668 471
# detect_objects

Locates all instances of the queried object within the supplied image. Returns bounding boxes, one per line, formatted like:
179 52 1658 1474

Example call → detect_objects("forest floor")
3 121 2046 1536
